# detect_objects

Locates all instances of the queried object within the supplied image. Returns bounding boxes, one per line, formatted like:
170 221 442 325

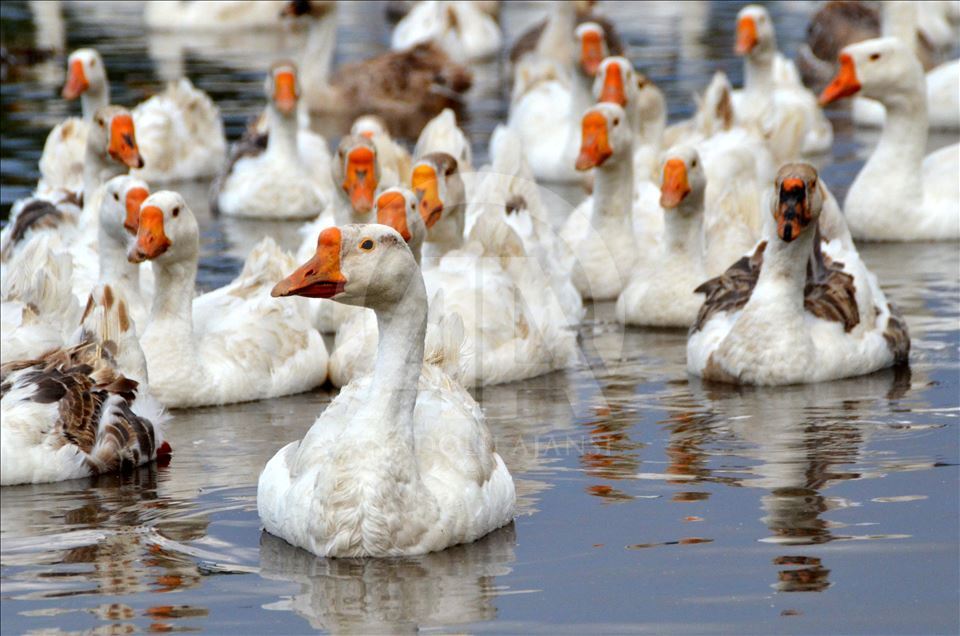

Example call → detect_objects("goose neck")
149 257 197 331
871 90 928 172
301 11 337 95
663 205 703 258
370 269 428 430
537 1 577 66
744 52 775 93
80 84 110 123
754 227 815 309
265 105 300 162
593 156 634 223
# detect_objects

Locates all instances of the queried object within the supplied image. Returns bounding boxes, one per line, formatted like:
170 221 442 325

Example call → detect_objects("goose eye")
691 159 697 167
90 59 97 66
172 207 180 217
613 117 620 125
113 192 119 201
96 118 104 127
359 238 375 251
869 52 881 61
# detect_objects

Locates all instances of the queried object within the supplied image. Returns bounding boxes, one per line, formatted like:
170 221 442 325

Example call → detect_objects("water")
2 1 959 633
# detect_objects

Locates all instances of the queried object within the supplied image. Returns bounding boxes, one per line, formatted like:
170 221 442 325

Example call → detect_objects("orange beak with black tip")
109 114 144 169
62 59 89 99
124 186 149 235
376 191 411 241
576 111 613 170
342 146 377 214
735 16 758 55
775 178 810 242
580 30 605 76
412 163 443 228
128 205 171 262
659 159 691 209
273 70 297 115
599 61 626 106
272 227 347 298
819 53 861 105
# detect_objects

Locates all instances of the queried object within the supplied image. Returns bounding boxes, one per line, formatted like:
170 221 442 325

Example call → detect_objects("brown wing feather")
210 117 268 215
692 241 766 333
1 342 164 477
883 303 911 365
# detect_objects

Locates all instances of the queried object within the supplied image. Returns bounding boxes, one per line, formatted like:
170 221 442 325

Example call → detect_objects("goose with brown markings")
687 164 909 386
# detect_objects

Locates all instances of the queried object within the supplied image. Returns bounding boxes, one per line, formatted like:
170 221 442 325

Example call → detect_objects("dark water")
2 1 959 634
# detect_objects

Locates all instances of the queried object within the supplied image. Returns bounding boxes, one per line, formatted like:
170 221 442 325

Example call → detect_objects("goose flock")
1 1 957 560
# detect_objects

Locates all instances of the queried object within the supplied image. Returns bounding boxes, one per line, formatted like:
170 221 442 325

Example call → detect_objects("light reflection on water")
1 1 958 633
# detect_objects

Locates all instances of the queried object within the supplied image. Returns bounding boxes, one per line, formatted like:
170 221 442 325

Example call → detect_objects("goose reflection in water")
696 365 913 593
1 463 210 631
258 523 516 632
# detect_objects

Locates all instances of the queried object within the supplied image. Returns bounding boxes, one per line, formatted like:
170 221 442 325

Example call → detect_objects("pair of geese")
2 4 951 559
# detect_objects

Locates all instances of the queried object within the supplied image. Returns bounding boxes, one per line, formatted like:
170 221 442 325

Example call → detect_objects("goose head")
88 105 144 170
334 135 380 215
771 163 823 243
272 224 418 311
351 114 391 141
376 188 425 264
735 5 777 59
62 48 107 100
575 102 632 171
101 175 150 244
411 152 463 230
819 37 924 106
575 22 609 77
265 60 300 116
593 56 634 108
127 191 198 265
659 146 705 213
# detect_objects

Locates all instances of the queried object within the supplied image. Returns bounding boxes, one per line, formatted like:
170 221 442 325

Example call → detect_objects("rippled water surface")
2 1 959 633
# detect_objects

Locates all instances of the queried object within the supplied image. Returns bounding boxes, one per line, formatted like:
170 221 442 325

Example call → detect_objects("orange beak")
62 59 89 99
273 70 297 115
128 206 171 263
576 111 613 171
412 163 443 228
342 146 377 214
775 178 809 242
599 61 626 106
735 16 758 55
660 159 691 208
819 53 861 105
124 186 149 235
580 30 605 76
109 114 144 169
376 191 411 241
271 227 347 298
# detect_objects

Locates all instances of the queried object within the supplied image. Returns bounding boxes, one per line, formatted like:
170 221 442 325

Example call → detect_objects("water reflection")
259 524 517 632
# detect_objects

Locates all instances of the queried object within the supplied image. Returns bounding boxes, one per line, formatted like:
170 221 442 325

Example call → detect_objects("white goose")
820 37 960 241
3 105 144 270
852 1 960 130
413 108 473 173
732 5 834 159
260 223 515 557
414 153 577 386
1 284 170 485
688 164 910 386
127 192 328 408
37 47 225 190
213 61 330 219
508 21 613 182
560 103 661 301
616 146 708 328
392 0 502 62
